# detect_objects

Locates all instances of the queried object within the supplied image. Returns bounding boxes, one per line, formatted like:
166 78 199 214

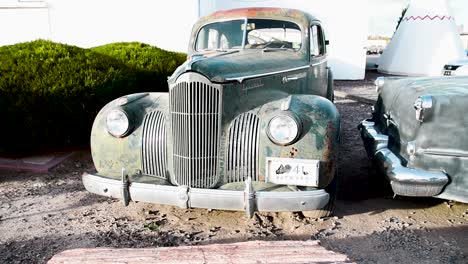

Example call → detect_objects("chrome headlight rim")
267 112 302 146
106 109 131 138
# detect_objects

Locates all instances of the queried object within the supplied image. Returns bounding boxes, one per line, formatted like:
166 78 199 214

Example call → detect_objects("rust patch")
322 121 338 174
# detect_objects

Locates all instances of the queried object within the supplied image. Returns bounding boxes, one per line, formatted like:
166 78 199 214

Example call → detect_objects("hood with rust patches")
168 49 309 84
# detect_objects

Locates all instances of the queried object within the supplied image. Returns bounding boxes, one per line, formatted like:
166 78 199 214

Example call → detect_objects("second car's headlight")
106 109 130 137
267 113 301 146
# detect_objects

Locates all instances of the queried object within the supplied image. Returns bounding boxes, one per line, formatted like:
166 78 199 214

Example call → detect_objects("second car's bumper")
358 120 449 197
82 172 330 218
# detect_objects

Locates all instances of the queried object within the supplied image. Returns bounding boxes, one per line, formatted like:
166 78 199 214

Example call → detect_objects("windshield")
195 19 302 52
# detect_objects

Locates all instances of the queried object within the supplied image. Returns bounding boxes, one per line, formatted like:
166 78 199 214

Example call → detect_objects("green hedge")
0 40 186 153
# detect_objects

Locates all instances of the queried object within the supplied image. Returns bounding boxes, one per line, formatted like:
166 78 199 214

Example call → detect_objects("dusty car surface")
359 76 468 203
83 7 340 218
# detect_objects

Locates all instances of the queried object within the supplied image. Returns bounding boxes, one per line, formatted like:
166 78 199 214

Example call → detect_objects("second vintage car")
359 76 468 203
83 8 340 218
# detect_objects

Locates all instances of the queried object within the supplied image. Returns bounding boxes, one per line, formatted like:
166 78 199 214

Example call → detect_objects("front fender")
257 95 340 187
90 92 169 178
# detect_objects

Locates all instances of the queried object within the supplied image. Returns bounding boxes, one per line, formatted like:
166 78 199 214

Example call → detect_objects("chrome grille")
226 113 260 182
170 79 221 188
141 111 167 178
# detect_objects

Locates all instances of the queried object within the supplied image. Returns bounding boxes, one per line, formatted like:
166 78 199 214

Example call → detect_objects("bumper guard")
358 120 449 197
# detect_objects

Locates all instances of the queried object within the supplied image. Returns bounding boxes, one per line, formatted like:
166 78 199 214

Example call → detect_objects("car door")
308 23 328 97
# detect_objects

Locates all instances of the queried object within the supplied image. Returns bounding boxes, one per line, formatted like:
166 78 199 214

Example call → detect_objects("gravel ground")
1 70 467 263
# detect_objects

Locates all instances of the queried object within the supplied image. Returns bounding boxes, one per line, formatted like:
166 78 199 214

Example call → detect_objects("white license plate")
444 70 452 76
266 158 319 187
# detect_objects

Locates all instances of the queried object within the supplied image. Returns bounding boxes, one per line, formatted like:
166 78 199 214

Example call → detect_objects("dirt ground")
1 71 467 263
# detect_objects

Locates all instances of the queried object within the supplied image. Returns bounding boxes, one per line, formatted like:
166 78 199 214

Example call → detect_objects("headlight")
267 113 301 146
106 109 130 137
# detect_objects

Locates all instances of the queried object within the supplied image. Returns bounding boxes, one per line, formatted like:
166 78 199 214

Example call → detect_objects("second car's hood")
377 76 468 157
169 49 309 84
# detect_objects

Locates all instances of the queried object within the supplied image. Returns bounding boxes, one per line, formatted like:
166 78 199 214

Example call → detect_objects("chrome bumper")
358 120 449 197
82 173 330 218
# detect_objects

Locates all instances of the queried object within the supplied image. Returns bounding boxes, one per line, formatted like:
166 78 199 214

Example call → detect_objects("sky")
368 0 468 37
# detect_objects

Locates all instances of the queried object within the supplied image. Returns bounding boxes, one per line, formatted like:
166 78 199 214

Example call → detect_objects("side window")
310 25 325 57
196 28 229 50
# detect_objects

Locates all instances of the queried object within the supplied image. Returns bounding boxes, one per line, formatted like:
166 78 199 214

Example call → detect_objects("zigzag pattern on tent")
403 15 454 21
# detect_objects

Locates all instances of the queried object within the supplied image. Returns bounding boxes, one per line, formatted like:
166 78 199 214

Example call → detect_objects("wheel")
302 173 337 219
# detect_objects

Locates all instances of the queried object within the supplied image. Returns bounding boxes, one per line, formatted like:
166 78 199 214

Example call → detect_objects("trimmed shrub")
91 42 187 76
0 40 186 153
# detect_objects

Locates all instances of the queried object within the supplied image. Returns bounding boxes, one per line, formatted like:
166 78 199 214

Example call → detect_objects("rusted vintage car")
83 8 340 218
359 76 468 203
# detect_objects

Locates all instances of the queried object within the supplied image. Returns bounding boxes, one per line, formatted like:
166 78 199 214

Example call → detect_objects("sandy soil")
1 71 467 263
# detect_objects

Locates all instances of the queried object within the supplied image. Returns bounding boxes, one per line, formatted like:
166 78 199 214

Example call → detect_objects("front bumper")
82 172 330 218
358 120 449 197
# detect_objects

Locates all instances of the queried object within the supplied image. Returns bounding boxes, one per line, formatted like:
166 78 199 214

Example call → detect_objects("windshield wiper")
262 47 295 53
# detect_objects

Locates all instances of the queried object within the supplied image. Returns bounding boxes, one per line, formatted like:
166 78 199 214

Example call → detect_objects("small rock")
209 226 221 232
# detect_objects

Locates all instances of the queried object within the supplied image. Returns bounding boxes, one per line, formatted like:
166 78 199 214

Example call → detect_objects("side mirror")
325 40 330 45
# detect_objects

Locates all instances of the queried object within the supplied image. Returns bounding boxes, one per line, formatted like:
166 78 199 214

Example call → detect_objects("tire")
302 173 337 219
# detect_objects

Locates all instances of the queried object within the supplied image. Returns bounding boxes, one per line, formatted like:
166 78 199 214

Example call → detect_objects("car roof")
195 7 317 27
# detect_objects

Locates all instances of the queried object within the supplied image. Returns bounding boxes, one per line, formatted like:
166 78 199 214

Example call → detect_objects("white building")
0 0 199 51
0 0 368 80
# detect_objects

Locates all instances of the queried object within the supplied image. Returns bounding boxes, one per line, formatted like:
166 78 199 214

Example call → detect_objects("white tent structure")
378 0 465 76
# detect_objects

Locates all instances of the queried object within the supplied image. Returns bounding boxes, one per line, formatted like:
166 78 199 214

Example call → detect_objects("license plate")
266 158 319 187
444 70 452 76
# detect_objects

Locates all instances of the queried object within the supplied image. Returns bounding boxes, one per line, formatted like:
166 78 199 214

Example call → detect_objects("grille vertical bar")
141 111 167 178
170 79 221 188
226 113 260 182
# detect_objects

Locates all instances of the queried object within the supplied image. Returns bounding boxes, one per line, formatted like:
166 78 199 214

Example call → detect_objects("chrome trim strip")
358 120 449 197
83 173 330 214
311 59 327 67
419 149 468 158
226 65 310 83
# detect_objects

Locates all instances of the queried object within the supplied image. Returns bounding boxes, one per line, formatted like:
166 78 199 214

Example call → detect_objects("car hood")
168 49 309 84
377 76 468 157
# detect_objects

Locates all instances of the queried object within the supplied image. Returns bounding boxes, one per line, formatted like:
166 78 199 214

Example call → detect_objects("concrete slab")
0 152 74 172
48 240 354 264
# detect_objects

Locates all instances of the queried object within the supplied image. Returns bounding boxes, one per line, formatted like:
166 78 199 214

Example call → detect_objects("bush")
91 42 186 76
0 40 186 153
